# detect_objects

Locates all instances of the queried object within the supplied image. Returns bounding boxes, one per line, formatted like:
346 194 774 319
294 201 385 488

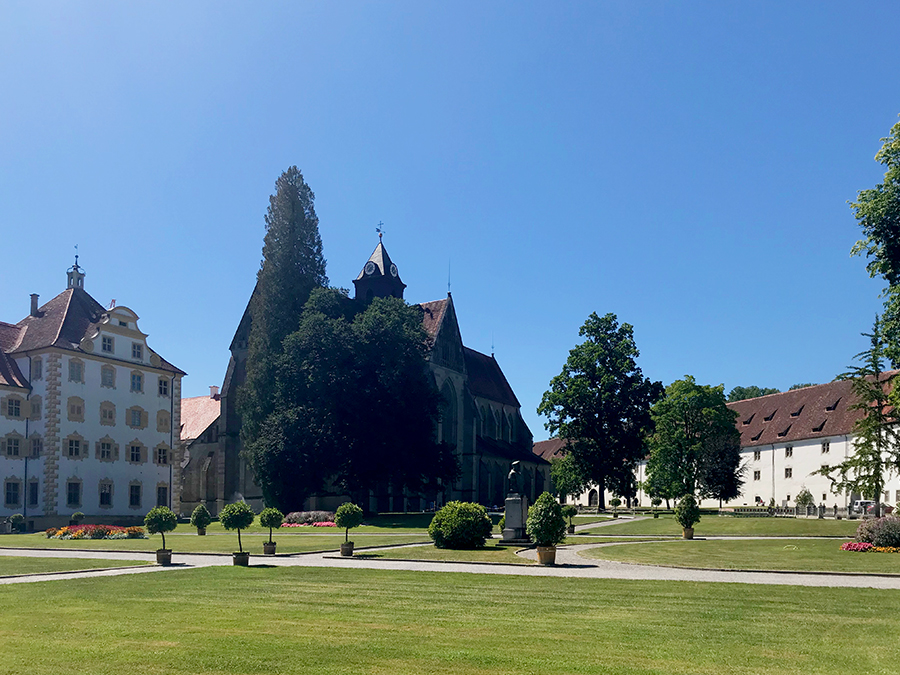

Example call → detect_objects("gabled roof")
180 395 221 442
464 347 520 407
725 376 898 447
0 352 29 390
12 288 106 353
5 287 184 374
532 437 568 462
419 299 448 339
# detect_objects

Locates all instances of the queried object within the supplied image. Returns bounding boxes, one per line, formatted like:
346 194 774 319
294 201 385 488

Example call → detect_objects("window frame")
101 335 114 353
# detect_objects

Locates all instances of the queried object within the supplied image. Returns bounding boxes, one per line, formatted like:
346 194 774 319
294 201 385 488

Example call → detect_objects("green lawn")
581 538 900 574
587 515 861 537
0 566 899 674
0 556 148 576
0 532 429 554
360 541 533 565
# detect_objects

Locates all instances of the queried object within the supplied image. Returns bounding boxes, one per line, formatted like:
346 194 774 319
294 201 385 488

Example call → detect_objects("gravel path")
2 539 900 589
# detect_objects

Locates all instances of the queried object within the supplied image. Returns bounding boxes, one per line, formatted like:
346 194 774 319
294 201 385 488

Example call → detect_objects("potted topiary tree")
190 504 212 535
9 513 25 533
526 492 567 565
561 504 578 534
259 507 284 555
144 506 178 565
220 501 256 566
335 502 364 556
675 494 701 539
651 497 662 518
70 511 85 526
610 497 621 518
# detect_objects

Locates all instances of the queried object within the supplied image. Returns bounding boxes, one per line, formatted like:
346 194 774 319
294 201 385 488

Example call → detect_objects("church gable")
426 297 465 373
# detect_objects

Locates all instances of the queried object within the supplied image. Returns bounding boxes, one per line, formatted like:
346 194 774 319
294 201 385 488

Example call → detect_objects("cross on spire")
376 222 385 241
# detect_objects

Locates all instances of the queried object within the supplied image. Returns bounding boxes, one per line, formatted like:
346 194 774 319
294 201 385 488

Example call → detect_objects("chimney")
209 385 220 400
30 294 39 317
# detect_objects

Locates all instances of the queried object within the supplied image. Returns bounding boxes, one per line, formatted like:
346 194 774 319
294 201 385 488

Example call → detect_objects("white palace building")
0 262 184 530
534 378 900 510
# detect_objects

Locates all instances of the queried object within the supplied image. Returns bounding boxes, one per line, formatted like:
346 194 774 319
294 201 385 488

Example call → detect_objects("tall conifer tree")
238 166 328 455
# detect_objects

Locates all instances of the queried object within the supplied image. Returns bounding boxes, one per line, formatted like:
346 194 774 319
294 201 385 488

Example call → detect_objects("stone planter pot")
536 546 557 565
197 527 206 536
232 551 250 566
156 549 172 566
263 541 277 555
612 513 618 518
566 525 576 535
682 527 694 540
653 512 660 518
340 542 355 557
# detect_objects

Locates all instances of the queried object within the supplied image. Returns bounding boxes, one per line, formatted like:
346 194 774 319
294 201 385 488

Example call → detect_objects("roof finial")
376 222 384 242
491 331 494 357
448 258 451 296
74 244 79 270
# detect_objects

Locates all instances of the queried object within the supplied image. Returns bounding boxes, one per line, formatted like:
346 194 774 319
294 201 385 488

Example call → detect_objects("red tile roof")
5 288 184 374
463 347 520 407
532 437 569 462
726 376 898 447
180 395 221 442
419 299 448 339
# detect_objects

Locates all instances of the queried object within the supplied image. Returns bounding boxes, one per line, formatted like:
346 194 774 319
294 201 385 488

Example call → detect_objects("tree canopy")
850 116 900 364
549 452 591 501
538 313 663 510
727 385 779 402
647 376 742 503
244 288 458 511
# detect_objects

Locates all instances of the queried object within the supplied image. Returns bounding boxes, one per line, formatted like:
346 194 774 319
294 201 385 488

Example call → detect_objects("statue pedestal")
500 494 530 545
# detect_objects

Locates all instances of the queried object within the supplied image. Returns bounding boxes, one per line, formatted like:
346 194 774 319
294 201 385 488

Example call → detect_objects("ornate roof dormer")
352 232 406 303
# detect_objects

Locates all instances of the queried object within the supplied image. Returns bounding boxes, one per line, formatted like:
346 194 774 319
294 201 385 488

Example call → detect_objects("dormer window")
790 405 804 417
777 425 792 438
812 420 826 433
742 413 755 426
763 410 776 422
751 431 763 442
826 398 841 412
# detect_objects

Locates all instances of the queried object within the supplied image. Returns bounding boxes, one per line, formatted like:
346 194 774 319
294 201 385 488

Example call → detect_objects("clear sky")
1 2 898 441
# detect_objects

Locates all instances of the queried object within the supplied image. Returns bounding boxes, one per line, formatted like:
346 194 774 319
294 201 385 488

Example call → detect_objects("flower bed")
280 521 337 528
840 542 873 552
45 525 146 540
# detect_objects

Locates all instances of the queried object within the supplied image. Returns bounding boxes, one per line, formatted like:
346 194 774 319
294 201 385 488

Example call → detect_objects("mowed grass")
1 566 899 674
581 539 900 574
360 541 533 565
588 515 861 537
0 532 429 554
0 556 148 576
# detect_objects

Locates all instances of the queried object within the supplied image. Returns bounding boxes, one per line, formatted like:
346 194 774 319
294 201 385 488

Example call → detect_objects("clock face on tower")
364 261 376 276
390 263 398 278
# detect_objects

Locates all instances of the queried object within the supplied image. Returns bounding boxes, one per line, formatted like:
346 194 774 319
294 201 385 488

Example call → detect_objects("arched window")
588 489 599 507
501 414 510 442
440 381 458 447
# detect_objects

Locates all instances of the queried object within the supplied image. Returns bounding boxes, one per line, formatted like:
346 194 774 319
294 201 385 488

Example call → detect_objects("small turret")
352 232 406 303
67 253 85 290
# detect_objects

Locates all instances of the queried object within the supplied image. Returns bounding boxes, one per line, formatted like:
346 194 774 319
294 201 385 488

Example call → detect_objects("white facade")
0 269 183 528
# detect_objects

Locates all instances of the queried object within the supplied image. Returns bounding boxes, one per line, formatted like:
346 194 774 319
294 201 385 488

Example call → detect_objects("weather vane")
376 222 385 241
74 244 79 268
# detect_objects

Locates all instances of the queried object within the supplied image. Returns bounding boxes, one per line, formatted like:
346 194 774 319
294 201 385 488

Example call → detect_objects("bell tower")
353 231 406 303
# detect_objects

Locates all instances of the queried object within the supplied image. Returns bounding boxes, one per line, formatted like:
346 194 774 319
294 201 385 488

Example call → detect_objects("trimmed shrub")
498 514 506 532
526 492 567 547
429 501 492 549
9 513 24 532
561 504 578 526
259 507 284 543
190 504 212 531
334 503 364 543
674 494 701 529
71 512 85 524
144 506 178 551
856 515 900 547
220 501 256 553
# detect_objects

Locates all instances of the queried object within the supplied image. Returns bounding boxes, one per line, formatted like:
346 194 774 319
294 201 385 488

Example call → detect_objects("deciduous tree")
538 313 662 511
647 376 741 502
727 385 779 402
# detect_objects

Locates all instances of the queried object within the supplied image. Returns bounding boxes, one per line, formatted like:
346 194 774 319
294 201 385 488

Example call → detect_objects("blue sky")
1 2 898 440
